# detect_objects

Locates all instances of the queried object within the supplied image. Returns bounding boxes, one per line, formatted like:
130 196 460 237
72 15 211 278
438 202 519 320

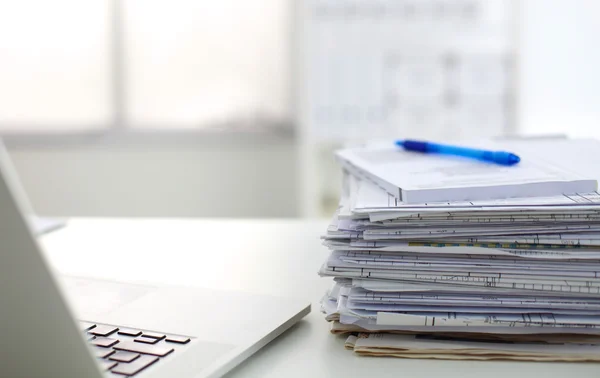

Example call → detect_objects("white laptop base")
0 142 310 378
63 276 310 378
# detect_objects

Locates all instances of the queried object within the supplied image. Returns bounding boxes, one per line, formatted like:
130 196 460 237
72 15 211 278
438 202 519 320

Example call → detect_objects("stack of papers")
319 138 600 361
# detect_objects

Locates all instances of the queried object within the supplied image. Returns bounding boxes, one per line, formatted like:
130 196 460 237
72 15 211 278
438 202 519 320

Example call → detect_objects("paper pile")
319 138 600 361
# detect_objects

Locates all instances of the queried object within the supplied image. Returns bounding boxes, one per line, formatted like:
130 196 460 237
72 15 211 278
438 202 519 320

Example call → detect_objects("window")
0 0 291 133
0 0 112 131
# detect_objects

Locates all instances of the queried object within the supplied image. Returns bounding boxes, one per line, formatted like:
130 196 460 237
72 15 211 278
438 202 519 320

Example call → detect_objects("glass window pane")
0 0 112 131
124 0 291 128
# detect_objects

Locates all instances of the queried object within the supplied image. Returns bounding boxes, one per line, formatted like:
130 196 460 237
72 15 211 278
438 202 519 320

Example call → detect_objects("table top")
40 218 600 378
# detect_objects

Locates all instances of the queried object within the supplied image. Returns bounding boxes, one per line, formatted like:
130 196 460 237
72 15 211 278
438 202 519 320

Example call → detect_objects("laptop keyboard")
81 321 193 376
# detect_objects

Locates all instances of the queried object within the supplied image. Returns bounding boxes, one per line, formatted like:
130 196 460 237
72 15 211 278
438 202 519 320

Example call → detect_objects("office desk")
41 218 600 378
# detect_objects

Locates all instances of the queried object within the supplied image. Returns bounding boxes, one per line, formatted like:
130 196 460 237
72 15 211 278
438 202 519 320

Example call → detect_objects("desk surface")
41 218 600 378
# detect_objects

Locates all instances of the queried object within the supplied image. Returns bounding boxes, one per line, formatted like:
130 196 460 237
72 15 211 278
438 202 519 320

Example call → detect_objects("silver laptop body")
0 143 310 378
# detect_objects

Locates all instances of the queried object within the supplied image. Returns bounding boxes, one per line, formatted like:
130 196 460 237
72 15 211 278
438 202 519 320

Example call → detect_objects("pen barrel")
427 144 518 165
400 141 484 157
399 140 520 165
428 144 487 159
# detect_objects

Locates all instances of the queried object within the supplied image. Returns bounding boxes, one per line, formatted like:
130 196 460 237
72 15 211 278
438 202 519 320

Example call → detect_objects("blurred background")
0 0 599 219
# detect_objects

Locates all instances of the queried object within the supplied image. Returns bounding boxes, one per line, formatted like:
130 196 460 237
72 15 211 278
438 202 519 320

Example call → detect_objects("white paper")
337 139 599 204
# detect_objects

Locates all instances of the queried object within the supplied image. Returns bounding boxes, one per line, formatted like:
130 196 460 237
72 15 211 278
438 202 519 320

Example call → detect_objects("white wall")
7 134 298 218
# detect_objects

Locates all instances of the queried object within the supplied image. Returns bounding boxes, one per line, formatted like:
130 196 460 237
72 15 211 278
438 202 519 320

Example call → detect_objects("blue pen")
395 139 521 166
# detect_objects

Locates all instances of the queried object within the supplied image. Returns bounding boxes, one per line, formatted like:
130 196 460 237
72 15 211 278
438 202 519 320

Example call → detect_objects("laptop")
0 143 311 378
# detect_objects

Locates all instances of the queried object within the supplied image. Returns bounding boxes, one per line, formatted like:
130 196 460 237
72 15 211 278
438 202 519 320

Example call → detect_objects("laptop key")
89 325 119 337
141 332 165 340
117 328 143 337
99 360 118 371
109 351 141 363
114 341 174 357
110 355 159 376
91 337 119 348
134 335 160 345
165 335 191 344
93 348 116 359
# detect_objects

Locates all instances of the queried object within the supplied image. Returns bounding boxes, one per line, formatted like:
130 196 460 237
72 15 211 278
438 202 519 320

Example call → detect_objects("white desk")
41 218 600 378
